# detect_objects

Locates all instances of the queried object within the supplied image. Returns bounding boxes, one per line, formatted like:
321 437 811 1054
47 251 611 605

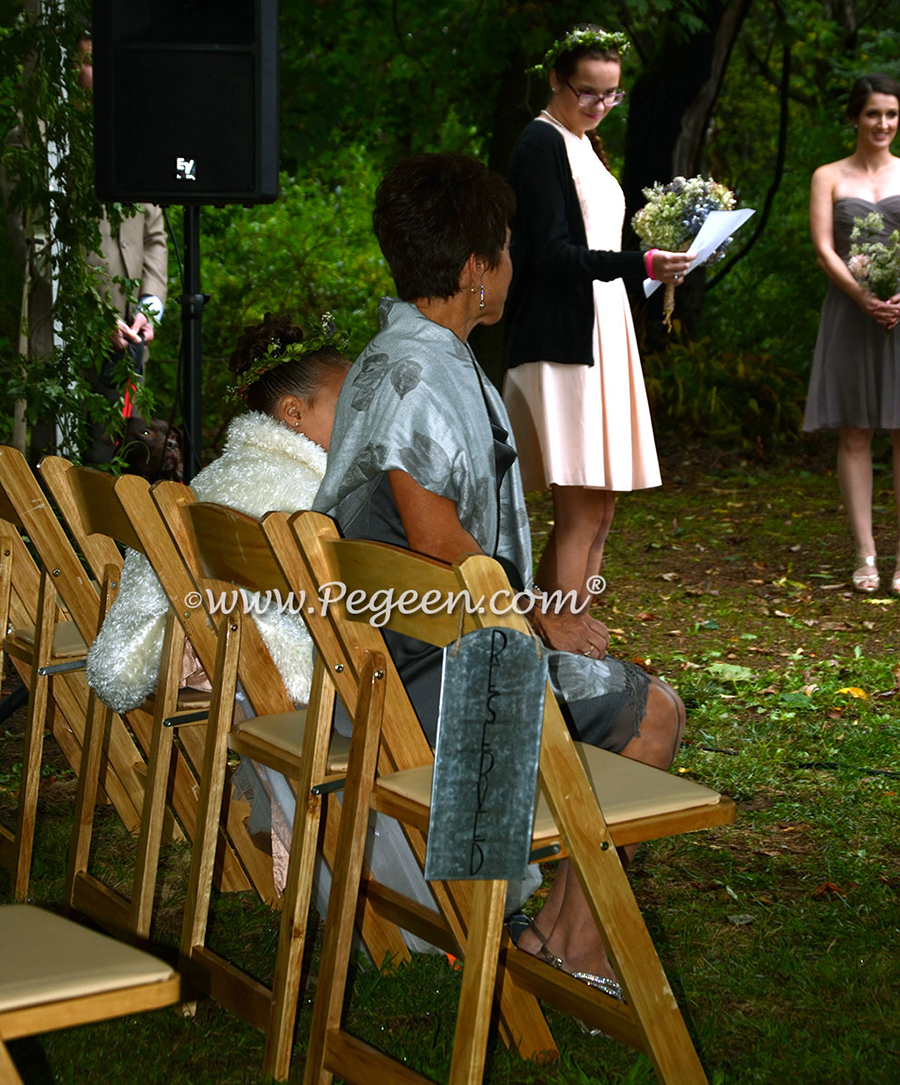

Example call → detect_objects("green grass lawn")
2 437 899 1084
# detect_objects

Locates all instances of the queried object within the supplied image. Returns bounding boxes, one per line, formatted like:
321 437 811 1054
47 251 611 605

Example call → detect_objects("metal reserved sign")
424 628 547 882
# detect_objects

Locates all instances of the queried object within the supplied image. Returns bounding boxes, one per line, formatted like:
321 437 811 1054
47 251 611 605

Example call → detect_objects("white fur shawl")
86 412 327 712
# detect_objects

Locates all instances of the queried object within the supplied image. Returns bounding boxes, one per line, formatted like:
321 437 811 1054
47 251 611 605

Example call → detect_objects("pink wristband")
645 249 659 280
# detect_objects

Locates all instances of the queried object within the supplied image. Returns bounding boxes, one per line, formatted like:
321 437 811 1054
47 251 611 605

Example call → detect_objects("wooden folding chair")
0 573 183 1085
257 509 736 1085
171 496 409 1081
0 445 145 900
38 457 262 913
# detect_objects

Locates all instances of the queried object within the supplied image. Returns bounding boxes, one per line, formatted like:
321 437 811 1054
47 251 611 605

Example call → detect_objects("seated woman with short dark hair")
314 152 686 1001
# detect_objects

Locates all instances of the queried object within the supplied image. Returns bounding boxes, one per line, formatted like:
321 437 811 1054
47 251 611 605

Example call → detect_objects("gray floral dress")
314 298 648 749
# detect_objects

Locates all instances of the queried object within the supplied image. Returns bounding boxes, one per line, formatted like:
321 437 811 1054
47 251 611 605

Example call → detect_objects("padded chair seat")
234 711 351 774
9 620 87 658
377 743 723 839
0 905 175 1012
144 686 212 712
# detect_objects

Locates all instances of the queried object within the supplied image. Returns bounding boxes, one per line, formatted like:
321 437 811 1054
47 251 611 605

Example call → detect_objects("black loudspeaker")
92 0 278 204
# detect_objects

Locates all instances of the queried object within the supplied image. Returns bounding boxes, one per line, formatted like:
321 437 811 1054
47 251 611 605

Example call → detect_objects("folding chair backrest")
39 460 259 909
0 447 145 898
264 510 486 775
3 448 104 642
152 482 296 719
41 462 208 661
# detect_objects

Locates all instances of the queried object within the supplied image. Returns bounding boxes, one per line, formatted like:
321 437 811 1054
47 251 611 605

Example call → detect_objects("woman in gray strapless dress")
803 73 900 594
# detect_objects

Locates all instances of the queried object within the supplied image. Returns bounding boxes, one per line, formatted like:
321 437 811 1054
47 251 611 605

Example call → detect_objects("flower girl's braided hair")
228 312 350 412
544 24 627 170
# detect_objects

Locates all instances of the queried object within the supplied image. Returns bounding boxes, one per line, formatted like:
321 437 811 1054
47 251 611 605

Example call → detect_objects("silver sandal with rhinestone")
515 919 624 1035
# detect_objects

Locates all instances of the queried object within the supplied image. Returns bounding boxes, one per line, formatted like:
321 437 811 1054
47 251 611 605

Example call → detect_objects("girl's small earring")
479 284 485 311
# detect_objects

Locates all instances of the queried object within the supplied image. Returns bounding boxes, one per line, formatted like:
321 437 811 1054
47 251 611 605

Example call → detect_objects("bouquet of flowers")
848 212 900 302
632 175 736 329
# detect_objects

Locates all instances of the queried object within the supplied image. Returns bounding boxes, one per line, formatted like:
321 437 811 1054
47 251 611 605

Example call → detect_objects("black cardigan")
504 119 644 369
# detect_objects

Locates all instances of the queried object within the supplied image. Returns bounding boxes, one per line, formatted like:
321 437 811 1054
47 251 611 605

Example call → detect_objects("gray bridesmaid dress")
803 195 900 432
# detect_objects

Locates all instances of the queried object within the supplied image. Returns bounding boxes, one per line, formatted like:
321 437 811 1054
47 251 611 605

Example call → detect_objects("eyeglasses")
564 81 626 109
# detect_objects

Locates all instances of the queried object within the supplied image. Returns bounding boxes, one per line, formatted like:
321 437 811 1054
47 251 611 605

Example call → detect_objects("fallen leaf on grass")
813 882 857 900
706 662 755 683
836 687 868 699
727 914 754 926
819 620 852 631
633 612 658 621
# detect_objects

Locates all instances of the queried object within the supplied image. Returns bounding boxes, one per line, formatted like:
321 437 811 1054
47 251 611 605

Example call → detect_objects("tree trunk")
623 0 751 342
672 0 752 176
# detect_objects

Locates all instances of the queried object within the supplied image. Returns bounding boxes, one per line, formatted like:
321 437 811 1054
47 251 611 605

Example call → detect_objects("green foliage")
0 0 156 459
642 334 805 446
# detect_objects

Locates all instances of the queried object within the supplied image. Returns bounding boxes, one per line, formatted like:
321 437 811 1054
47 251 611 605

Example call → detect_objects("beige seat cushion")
11 620 87 659
377 743 723 840
235 711 351 774
0 905 175 1013
177 687 212 710
144 687 212 712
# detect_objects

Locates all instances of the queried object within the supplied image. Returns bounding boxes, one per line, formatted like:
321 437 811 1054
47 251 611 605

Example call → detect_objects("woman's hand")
882 292 900 331
651 250 694 285
860 291 900 330
531 606 610 659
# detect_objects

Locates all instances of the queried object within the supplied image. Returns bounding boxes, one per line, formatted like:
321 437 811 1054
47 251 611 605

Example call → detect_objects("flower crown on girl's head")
229 312 348 404
527 27 630 78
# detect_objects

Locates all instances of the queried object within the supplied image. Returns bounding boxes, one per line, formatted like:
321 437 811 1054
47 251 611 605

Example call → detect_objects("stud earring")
479 284 485 311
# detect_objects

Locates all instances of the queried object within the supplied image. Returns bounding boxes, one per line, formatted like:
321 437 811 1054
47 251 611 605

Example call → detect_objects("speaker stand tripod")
180 205 206 483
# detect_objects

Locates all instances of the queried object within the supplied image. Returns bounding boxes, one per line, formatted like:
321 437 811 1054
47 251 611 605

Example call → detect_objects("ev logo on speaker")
176 158 197 181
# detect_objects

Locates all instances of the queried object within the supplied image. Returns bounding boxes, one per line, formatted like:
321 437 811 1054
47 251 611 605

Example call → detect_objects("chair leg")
129 613 183 939
11 569 56 899
64 687 112 911
303 652 386 1085
263 663 335 1081
179 614 242 979
11 670 49 900
447 879 507 1085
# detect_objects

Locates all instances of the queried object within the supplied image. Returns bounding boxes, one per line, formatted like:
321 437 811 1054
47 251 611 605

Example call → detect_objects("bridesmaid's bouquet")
632 176 736 329
848 212 900 301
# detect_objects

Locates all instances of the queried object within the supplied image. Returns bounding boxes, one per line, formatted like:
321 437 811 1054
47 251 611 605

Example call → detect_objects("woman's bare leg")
518 677 685 980
838 427 876 561
535 485 616 606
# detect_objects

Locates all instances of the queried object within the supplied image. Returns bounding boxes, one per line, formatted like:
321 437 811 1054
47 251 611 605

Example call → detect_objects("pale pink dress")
503 114 661 491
